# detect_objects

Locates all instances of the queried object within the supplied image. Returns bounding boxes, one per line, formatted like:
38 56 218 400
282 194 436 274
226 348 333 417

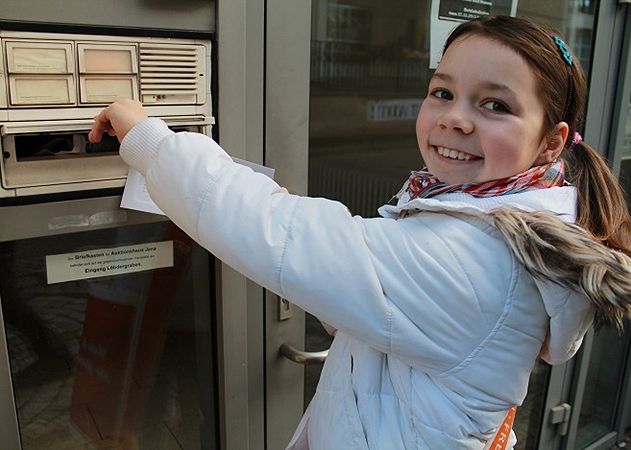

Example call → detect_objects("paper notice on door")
46 241 173 284
429 0 518 69
121 157 276 216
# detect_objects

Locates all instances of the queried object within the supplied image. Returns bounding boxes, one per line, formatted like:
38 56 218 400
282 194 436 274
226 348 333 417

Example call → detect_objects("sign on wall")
430 0 519 68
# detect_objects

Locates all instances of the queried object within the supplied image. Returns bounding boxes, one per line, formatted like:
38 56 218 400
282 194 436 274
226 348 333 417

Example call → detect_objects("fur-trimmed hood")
469 207 631 364
379 186 630 365
486 207 631 331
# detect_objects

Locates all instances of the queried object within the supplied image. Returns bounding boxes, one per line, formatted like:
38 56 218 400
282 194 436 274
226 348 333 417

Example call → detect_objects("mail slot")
0 30 214 198
0 119 211 197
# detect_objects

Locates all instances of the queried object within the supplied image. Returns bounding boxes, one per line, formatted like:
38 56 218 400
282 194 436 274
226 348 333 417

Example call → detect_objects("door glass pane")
0 217 217 449
305 1 597 448
513 360 550 449
306 0 427 412
619 95 631 174
603 84 631 449
575 326 631 448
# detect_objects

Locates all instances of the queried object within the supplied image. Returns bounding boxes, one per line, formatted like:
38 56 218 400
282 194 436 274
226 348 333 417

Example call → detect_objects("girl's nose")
437 104 474 134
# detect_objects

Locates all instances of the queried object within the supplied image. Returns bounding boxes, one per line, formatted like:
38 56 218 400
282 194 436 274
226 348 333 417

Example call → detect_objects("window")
326 3 371 43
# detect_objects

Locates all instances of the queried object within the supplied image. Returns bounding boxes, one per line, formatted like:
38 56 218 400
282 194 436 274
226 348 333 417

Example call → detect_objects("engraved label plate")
6 41 73 74
46 241 174 284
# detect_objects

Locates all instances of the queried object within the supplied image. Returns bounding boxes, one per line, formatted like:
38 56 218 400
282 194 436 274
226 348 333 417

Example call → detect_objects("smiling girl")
418 34 565 185
89 15 631 450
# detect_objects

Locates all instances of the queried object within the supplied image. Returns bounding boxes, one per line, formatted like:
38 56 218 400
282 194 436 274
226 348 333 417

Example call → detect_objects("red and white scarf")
395 159 566 202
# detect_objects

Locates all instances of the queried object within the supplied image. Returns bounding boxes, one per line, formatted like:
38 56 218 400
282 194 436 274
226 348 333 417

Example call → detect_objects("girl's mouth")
435 146 479 161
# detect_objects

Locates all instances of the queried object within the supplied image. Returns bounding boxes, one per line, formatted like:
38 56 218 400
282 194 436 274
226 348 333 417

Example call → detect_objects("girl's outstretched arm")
89 101 501 373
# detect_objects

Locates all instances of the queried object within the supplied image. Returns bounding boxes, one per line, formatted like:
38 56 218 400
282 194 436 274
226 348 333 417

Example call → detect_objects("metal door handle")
279 343 329 364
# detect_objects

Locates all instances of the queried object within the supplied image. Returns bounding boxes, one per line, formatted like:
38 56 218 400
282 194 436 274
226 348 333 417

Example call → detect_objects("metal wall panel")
0 0 215 33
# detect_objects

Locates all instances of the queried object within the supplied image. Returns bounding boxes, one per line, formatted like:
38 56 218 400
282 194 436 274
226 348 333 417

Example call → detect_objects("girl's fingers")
89 100 147 143
89 107 113 143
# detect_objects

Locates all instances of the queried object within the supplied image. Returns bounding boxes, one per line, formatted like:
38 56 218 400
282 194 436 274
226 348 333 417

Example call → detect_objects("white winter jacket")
120 118 595 450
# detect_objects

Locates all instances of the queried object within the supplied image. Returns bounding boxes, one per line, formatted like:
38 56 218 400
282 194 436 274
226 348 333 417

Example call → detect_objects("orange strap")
489 406 517 450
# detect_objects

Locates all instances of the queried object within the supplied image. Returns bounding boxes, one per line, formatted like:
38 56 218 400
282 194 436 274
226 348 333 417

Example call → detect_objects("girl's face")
416 35 564 185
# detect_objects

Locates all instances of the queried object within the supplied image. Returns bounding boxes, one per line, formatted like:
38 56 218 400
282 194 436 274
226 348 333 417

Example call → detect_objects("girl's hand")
89 99 148 144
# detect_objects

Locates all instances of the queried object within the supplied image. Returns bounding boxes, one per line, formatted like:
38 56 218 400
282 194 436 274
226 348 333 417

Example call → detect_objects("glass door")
305 0 428 413
302 2 601 450
264 1 631 450
0 196 218 449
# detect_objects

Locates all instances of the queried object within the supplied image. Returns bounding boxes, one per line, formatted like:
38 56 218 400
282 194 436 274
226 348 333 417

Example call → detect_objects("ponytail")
566 142 631 255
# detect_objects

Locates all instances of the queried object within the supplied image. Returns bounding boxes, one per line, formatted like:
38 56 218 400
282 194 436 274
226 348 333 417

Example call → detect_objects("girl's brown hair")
444 16 631 255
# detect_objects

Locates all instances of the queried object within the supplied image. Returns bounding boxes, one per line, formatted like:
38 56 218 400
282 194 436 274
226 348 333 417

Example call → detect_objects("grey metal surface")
563 331 595 450
583 0 626 159
264 0 312 449
0 0 215 33
0 299 21 450
609 6 631 443
215 1 266 449
609 6 631 176
0 196 165 242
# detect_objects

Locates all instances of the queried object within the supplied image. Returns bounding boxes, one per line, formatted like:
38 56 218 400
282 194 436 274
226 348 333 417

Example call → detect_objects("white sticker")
429 0 519 69
46 240 173 284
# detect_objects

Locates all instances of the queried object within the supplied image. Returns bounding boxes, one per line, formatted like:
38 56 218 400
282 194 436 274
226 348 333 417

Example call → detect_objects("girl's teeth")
437 146 471 161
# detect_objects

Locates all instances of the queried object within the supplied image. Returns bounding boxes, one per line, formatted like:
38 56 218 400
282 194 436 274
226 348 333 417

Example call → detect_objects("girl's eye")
482 100 510 113
431 89 453 100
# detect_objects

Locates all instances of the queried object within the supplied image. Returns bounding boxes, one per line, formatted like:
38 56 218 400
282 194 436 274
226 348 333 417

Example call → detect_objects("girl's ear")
535 122 569 164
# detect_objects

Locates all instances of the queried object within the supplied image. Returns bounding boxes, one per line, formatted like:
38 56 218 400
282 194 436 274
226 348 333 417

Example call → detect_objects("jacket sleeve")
121 118 504 373
535 279 594 365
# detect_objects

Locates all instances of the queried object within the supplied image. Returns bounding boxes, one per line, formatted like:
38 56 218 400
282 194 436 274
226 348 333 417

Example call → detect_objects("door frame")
215 1 267 449
609 6 631 442
264 0 312 449
539 2 631 449
216 1 312 449
610 4 631 178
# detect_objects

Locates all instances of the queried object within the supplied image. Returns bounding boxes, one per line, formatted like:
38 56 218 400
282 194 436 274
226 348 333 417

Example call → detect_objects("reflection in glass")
513 361 550 449
309 0 427 217
0 222 216 449
575 326 630 447
623 104 631 160
617 99 631 187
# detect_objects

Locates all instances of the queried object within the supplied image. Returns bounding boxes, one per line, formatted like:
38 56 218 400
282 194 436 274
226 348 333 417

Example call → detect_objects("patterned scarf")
394 159 566 202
